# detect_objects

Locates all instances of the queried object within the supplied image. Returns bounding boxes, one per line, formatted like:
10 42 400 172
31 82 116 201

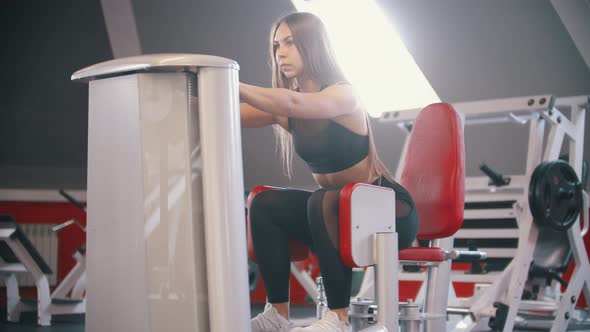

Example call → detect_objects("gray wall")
376 0 590 181
0 0 112 189
1 0 589 192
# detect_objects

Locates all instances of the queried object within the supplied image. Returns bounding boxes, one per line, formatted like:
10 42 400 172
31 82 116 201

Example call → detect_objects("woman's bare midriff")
312 156 379 188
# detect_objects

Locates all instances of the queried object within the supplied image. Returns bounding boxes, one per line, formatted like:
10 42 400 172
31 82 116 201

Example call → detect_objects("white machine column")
72 54 250 332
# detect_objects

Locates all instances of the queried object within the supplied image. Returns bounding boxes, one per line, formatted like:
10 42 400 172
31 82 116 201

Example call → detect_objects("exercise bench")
0 214 85 326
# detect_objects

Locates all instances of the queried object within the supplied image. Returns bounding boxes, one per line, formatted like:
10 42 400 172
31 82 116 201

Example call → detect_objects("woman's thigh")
249 188 314 245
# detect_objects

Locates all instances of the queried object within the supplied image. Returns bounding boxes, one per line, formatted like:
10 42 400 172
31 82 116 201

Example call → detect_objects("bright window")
291 0 440 116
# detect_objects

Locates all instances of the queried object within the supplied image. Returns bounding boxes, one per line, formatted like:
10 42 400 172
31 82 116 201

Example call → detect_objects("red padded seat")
398 247 445 262
336 103 464 266
397 103 465 262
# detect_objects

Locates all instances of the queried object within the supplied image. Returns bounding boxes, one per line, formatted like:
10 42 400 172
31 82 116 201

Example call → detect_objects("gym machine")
378 95 590 332
72 54 250 332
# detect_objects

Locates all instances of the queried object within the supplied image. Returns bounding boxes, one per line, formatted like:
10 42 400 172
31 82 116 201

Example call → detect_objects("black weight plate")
533 161 581 230
529 161 583 231
547 161 583 230
529 162 551 227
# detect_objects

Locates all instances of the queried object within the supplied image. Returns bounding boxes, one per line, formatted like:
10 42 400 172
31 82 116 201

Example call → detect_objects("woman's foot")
251 303 296 332
289 310 351 332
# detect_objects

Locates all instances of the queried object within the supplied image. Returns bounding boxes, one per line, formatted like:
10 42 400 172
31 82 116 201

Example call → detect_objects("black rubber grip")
479 164 510 186
451 250 487 262
58 189 86 213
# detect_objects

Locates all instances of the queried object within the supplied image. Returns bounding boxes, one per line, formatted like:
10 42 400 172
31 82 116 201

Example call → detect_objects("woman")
241 12 418 332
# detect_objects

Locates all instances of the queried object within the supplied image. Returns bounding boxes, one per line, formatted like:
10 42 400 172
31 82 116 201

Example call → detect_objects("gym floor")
0 303 316 332
0 303 577 332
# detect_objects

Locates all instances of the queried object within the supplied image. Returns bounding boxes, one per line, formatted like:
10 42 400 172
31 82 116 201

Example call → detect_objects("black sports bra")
289 118 369 174
288 82 369 174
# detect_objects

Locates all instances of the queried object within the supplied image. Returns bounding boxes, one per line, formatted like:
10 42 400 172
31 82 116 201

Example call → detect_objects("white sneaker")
251 303 296 332
289 310 352 332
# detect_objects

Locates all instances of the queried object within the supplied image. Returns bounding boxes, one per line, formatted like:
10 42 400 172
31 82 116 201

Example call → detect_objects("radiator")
16 224 59 287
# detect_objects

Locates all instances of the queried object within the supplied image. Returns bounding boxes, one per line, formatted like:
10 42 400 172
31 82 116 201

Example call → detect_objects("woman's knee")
248 190 277 230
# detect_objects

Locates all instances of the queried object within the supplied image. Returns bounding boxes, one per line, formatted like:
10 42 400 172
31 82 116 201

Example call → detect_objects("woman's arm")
240 103 281 128
239 83 360 119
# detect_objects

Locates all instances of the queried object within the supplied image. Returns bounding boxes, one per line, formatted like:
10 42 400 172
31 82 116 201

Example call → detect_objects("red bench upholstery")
334 103 464 267
397 102 465 263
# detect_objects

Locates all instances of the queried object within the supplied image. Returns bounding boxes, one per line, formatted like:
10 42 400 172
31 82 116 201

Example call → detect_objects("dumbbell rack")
375 95 590 332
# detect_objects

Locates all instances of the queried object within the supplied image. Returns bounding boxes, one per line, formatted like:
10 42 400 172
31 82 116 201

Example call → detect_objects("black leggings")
249 177 418 309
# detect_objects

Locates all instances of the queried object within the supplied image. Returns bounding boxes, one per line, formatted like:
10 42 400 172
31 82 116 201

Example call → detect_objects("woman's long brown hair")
270 12 394 183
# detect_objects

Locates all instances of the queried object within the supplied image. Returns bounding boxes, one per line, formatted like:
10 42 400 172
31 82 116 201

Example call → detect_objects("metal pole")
199 66 251 332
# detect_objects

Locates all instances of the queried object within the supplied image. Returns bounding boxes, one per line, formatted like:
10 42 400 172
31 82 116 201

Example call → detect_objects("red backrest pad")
400 103 465 240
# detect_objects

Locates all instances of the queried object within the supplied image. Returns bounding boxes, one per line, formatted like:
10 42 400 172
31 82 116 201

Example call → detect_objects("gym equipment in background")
379 95 590 332
0 214 85 326
50 189 87 302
